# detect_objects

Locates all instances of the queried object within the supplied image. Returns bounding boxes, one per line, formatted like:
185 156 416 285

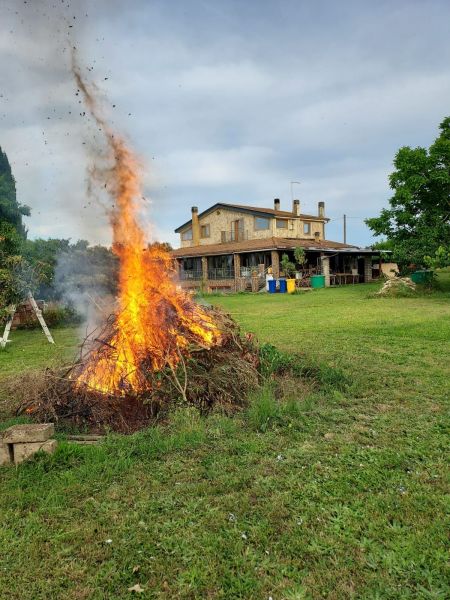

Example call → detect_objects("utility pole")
343 214 347 244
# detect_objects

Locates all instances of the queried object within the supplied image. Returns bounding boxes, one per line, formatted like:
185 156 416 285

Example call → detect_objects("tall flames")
72 57 220 397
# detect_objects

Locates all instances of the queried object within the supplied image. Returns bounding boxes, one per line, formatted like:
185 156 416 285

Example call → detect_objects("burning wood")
69 52 222 399
17 307 259 433
10 53 261 432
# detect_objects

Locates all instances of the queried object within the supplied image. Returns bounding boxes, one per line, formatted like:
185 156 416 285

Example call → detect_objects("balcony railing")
208 268 235 280
240 266 266 278
180 270 203 281
220 230 249 243
180 268 235 281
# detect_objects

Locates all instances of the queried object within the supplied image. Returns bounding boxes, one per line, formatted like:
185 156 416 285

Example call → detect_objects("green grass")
0 281 449 599
0 326 79 378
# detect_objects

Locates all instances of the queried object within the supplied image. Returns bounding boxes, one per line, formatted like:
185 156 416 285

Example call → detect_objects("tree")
0 147 32 313
424 245 450 269
280 253 296 278
294 247 307 270
0 146 30 239
366 117 450 267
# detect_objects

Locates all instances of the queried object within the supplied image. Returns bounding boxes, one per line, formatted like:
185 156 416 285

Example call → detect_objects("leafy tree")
366 117 450 267
294 247 307 270
280 253 296 278
424 245 450 269
0 146 30 239
0 146 31 312
0 255 46 320
22 239 118 300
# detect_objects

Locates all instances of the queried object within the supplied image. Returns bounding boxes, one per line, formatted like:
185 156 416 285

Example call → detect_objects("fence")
180 268 235 281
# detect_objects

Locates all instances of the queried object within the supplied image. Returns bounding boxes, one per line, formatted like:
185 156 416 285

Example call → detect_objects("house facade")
171 199 380 291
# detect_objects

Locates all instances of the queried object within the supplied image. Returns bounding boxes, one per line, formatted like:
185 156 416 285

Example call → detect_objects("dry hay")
15 308 260 433
375 276 416 297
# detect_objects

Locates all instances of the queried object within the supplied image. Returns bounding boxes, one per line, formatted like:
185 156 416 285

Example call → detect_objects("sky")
1 0 449 248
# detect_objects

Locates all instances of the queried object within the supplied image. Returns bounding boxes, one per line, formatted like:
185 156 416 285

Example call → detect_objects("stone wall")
180 207 326 248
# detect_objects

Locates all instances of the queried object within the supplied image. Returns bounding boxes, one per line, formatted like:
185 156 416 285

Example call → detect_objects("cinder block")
0 442 13 466
2 423 54 444
13 439 57 464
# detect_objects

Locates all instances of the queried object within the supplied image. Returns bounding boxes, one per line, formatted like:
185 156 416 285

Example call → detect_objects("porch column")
233 253 241 279
271 250 280 278
322 256 330 287
364 256 372 282
201 256 208 282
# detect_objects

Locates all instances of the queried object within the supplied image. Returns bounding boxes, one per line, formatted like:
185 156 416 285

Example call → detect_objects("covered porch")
172 239 381 292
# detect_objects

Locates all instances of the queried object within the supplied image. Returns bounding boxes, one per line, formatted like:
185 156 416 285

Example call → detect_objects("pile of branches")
375 276 416 297
17 307 260 433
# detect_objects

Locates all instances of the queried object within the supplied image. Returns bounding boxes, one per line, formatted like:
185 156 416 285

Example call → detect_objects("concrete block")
2 423 54 444
13 439 57 464
0 442 13 466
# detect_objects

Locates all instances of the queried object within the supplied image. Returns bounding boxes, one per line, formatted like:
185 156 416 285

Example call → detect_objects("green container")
311 274 325 288
410 270 433 284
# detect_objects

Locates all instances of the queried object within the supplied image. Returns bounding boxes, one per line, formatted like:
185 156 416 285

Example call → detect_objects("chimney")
274 198 280 211
191 206 200 245
318 201 325 218
292 199 300 216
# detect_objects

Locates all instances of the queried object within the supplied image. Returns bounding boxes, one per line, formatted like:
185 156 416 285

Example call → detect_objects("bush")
16 304 84 329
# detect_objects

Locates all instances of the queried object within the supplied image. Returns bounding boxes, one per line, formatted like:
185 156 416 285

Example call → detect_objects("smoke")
70 48 151 249
53 242 118 331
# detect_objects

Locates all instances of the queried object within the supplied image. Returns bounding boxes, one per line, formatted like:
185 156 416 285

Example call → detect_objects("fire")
72 57 220 396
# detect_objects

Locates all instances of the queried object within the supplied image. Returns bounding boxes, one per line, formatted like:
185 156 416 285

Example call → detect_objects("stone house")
171 198 380 291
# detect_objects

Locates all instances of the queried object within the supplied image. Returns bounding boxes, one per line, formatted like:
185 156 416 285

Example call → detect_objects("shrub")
16 304 84 329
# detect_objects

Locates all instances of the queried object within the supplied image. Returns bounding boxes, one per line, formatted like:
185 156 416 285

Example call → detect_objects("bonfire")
18 54 259 432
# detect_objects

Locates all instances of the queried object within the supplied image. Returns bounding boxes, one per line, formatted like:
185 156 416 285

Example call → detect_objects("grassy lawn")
0 282 449 599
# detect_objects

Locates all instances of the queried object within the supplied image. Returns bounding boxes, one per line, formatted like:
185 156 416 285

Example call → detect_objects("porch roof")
171 237 365 259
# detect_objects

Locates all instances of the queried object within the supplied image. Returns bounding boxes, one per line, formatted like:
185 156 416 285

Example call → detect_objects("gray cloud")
1 0 449 248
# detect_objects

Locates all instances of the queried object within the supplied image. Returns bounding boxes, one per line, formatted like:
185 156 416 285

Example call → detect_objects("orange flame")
72 56 220 396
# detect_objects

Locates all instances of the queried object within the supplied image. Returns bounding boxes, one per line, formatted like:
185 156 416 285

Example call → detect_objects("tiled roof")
171 237 357 258
174 202 328 232
225 203 321 220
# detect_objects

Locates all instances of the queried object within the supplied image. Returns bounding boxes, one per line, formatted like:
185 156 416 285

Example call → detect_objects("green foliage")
15 304 84 330
280 253 296 278
0 147 30 239
22 239 118 300
0 256 47 319
0 147 33 312
424 245 450 269
294 246 307 268
366 117 450 267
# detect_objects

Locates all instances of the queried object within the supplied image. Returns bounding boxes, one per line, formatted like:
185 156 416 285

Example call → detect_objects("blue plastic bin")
278 279 287 293
268 279 277 294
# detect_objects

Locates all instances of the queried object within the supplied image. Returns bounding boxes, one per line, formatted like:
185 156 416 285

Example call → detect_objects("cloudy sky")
1 0 449 247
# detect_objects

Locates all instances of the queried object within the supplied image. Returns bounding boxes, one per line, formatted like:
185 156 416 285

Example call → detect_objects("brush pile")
17 307 260 433
375 276 416 297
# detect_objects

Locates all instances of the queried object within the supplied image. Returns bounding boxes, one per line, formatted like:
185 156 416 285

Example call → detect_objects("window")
276 219 288 229
303 222 311 235
200 224 210 238
181 228 193 241
255 216 270 230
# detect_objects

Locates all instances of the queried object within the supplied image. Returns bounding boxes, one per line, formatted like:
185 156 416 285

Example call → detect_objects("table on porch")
330 272 360 285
